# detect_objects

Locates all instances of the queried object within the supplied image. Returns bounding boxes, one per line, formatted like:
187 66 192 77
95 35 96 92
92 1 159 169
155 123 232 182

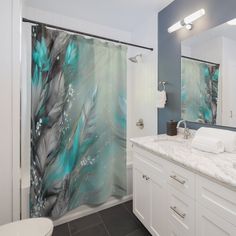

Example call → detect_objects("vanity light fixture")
227 18 236 25
168 9 205 33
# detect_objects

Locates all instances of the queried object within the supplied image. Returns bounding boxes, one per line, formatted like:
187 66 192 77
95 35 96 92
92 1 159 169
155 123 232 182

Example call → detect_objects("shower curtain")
30 25 127 219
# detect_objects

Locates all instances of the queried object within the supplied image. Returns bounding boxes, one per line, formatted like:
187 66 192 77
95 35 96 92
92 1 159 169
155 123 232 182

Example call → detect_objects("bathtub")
21 162 133 226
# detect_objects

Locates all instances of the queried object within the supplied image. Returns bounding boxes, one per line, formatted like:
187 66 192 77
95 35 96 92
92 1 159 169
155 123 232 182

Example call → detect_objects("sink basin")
153 138 185 144
152 138 191 150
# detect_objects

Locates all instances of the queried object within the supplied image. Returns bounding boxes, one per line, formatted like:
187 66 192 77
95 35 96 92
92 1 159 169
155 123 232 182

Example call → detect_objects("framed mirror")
181 19 236 128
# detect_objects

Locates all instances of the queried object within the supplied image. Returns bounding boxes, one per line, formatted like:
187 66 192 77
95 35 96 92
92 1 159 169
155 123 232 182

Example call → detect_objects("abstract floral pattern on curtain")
30 25 127 219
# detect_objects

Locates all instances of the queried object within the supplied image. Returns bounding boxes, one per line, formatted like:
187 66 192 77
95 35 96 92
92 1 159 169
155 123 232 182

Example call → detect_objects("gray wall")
158 0 236 134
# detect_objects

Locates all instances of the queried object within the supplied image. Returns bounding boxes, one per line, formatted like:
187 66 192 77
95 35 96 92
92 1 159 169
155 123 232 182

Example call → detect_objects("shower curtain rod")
22 18 154 51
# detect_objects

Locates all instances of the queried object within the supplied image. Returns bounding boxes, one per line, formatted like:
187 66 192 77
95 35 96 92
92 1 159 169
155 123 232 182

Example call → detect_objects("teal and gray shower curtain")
30 25 127 219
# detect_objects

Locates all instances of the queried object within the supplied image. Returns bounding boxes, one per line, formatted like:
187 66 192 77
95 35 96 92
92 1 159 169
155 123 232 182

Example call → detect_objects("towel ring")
159 81 166 91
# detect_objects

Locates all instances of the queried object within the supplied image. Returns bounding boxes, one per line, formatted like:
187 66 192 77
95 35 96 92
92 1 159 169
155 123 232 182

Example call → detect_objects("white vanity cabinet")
133 165 150 224
132 145 236 236
133 148 168 236
196 205 236 236
196 176 236 236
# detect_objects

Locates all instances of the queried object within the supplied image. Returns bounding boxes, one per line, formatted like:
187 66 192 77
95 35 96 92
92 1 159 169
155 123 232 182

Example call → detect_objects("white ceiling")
24 0 174 31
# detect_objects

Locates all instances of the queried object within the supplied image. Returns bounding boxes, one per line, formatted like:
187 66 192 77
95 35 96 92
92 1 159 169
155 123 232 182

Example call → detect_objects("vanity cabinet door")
133 150 167 236
167 219 188 236
167 186 195 236
133 167 150 225
196 204 236 236
149 177 167 236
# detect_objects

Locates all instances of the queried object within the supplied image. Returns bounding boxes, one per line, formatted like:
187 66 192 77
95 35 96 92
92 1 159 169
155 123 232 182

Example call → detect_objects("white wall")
0 0 22 225
23 7 132 42
0 0 23 225
0 0 13 225
130 13 158 137
181 45 191 57
12 0 22 223
187 37 222 64
222 37 236 126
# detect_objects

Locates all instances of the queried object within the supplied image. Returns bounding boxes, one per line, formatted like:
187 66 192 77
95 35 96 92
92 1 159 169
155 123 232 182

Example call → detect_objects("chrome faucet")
176 120 190 139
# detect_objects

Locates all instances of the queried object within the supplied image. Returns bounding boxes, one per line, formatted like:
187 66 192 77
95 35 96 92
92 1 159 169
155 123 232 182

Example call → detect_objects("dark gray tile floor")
53 201 151 236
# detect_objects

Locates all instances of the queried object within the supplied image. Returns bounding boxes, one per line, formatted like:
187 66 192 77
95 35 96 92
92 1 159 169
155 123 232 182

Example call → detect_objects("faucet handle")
184 128 191 139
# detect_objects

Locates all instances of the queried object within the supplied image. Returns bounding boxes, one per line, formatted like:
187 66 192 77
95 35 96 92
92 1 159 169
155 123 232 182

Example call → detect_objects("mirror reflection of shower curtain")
30 25 127 219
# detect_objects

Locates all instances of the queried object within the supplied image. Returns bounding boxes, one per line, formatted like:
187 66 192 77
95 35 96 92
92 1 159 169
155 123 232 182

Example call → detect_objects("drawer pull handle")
170 206 186 219
170 175 186 185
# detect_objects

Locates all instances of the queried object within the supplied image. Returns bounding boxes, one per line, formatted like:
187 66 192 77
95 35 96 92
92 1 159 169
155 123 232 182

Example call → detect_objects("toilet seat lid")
0 218 53 236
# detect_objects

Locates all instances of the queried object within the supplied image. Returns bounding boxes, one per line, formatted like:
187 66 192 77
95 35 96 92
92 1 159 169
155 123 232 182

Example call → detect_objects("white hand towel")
157 90 167 108
191 135 224 154
195 127 236 153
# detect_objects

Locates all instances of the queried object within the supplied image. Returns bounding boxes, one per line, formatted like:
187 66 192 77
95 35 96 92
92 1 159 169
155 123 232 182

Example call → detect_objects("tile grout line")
67 213 102 236
122 202 135 218
97 212 111 236
67 223 72 236
125 228 140 236
102 222 111 236
122 202 148 234
122 202 129 212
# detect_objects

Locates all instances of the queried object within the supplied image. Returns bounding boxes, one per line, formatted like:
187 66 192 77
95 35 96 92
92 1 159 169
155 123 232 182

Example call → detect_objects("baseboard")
53 194 133 226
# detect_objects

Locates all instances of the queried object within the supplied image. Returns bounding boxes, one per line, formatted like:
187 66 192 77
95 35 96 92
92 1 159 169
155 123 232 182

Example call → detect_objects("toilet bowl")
0 218 53 236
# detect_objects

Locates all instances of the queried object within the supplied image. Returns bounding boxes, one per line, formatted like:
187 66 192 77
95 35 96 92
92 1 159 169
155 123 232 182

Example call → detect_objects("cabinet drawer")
196 204 236 236
133 146 168 168
133 151 166 183
167 186 195 236
167 161 195 199
196 175 236 226
133 152 153 176
167 219 193 236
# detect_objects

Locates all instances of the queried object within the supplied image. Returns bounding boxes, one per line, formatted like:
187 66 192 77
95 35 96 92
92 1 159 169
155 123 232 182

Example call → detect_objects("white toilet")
0 218 53 236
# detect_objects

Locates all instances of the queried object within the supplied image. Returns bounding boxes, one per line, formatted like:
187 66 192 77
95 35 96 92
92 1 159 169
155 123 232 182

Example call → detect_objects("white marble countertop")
130 134 236 190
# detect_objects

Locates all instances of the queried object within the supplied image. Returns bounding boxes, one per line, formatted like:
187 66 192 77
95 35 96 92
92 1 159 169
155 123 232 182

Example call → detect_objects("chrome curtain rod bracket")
22 18 154 51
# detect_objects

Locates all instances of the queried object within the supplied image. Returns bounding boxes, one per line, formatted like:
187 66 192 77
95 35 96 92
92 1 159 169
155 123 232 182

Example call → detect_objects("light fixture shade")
184 9 205 25
167 8 205 33
168 21 183 33
227 18 236 25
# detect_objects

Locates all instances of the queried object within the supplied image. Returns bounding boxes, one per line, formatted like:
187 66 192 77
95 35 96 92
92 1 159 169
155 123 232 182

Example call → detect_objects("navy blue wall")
158 0 236 134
